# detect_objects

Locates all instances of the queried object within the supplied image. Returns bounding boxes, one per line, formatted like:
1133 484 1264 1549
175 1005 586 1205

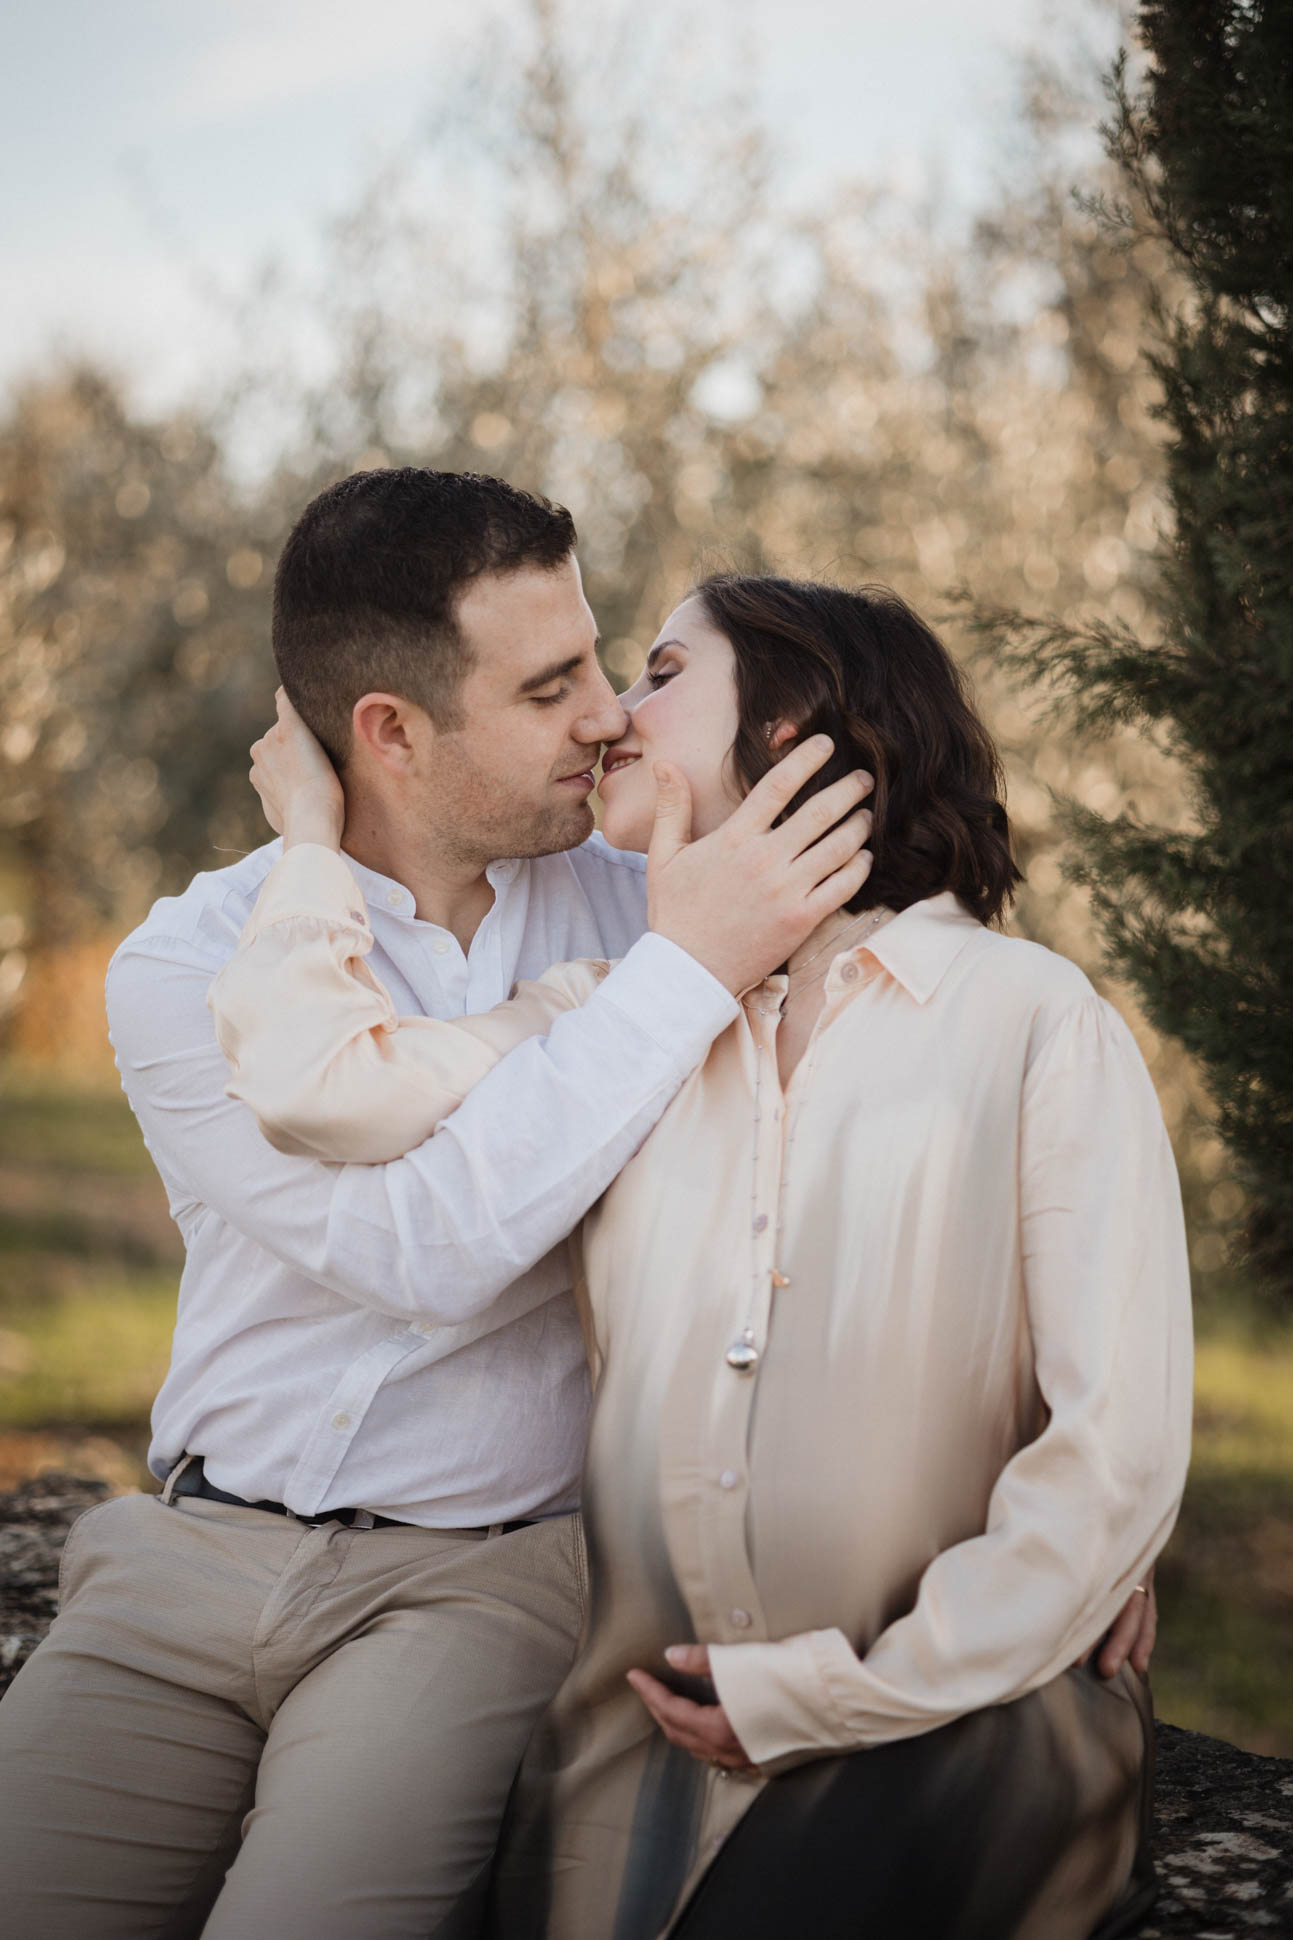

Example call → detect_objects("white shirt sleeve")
108 859 738 1331
709 996 1193 1771
208 845 614 1163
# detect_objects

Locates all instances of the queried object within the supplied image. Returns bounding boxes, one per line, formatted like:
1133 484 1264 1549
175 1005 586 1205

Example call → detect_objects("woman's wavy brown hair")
695 574 1021 924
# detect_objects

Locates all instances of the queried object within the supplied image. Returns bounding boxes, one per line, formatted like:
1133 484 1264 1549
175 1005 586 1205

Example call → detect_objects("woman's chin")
598 799 652 855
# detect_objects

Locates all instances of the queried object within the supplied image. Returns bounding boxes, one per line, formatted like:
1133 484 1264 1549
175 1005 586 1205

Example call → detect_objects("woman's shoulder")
969 926 1148 1075
971 926 1098 1008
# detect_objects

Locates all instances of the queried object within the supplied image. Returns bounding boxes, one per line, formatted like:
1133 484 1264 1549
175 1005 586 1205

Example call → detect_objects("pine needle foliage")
972 1 1293 1297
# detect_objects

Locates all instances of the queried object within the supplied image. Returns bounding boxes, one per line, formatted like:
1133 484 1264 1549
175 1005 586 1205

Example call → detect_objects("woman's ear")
765 721 800 757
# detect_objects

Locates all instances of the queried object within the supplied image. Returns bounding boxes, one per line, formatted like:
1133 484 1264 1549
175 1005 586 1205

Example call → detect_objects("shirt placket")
665 983 795 1908
661 985 788 1649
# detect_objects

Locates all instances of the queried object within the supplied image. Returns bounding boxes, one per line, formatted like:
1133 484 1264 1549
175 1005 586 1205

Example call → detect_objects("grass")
1 1063 1290 1754
0 1068 159 1177
1151 1326 1293 1755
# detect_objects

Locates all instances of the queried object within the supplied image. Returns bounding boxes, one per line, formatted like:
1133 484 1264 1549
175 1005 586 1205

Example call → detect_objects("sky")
1 0 1118 414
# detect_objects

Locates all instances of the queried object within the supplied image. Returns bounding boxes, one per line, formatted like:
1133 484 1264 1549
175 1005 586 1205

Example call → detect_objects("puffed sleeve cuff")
708 1628 871 1775
242 844 372 939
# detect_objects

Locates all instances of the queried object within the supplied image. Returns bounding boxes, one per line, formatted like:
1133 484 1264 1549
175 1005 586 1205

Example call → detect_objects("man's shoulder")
526 833 647 901
557 832 647 882
110 840 282 976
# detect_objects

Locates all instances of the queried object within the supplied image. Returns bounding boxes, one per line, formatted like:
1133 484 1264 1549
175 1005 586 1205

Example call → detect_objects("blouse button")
730 1608 752 1629
841 962 860 982
348 909 365 926
752 1213 768 1234
719 1469 739 1490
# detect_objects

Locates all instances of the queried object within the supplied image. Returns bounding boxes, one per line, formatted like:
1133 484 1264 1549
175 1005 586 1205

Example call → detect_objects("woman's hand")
250 688 345 850
1073 1565 1157 1677
1095 1566 1158 1678
627 1645 757 1774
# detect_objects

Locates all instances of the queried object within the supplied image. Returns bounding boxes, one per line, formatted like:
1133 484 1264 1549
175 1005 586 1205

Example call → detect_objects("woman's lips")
597 752 642 796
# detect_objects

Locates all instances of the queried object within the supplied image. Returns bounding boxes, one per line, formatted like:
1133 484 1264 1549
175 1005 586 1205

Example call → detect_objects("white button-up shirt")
105 835 737 1525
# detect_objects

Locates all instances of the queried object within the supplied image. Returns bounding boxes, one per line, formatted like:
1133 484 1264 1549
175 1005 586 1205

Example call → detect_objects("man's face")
423 555 628 866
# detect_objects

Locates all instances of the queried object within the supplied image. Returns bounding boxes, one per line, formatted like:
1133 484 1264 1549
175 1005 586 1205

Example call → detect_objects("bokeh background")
1 0 1288 1752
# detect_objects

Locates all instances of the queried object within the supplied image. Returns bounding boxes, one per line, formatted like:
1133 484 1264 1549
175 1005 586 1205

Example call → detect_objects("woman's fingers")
1096 1570 1157 1678
625 1670 751 1768
663 1643 711 1675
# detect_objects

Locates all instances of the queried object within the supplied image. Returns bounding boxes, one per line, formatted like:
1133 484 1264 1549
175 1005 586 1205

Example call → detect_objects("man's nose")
577 668 630 746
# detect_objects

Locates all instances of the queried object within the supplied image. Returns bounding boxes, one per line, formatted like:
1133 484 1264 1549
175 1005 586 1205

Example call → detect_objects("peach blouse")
210 842 1192 1929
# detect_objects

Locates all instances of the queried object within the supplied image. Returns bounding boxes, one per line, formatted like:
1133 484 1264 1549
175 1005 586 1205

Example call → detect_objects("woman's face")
596 597 744 853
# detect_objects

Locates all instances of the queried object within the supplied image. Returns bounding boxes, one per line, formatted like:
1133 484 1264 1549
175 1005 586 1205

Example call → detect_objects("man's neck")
340 807 498 955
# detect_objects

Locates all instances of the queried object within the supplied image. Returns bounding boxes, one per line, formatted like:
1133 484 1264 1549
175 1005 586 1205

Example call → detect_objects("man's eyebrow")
517 653 586 695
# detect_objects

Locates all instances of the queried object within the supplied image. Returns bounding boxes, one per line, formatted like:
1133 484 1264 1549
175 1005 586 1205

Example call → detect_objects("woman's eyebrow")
646 639 687 672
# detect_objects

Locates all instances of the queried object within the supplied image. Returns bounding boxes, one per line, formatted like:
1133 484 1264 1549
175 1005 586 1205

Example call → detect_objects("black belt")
167 1456 536 1534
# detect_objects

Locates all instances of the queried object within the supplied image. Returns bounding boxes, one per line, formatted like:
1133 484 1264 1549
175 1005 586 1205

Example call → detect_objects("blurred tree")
971 0 1293 1296
0 367 278 985
0 0 1254 1287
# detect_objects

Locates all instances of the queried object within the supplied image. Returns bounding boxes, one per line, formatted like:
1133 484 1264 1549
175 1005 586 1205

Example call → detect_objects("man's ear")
351 692 430 777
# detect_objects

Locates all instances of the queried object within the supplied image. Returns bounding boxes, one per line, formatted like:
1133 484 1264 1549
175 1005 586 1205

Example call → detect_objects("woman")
210 576 1191 1940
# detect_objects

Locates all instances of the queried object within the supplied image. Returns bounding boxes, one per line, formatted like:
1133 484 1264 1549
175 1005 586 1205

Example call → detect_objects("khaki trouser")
0 1488 587 1940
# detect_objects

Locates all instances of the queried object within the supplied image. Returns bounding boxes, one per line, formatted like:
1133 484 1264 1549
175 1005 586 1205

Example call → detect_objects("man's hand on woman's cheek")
647 735 875 996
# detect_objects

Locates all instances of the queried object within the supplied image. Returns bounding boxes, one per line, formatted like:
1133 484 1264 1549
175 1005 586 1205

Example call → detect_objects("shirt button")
752 1213 768 1234
415 1321 437 1336
730 1608 752 1629
432 938 451 956
841 961 860 982
719 1469 739 1490
385 889 403 909
331 1412 351 1431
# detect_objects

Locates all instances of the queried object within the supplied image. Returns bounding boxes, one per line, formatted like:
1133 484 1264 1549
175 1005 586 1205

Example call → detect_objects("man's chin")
503 801 596 860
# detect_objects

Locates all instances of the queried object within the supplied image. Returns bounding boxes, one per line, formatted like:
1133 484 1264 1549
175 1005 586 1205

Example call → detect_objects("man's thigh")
204 1514 586 1940
0 1495 267 1940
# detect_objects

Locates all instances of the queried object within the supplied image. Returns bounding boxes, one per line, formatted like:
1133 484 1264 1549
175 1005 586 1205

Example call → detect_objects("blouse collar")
859 892 983 1005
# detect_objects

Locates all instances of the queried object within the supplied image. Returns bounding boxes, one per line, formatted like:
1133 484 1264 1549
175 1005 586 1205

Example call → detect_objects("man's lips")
556 767 596 791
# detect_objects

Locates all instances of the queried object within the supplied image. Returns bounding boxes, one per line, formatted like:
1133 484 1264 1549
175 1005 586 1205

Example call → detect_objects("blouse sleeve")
207 844 611 1163
709 996 1194 1773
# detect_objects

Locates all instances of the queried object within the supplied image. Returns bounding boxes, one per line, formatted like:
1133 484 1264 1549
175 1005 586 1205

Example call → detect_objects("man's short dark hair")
272 468 577 761
697 574 1021 925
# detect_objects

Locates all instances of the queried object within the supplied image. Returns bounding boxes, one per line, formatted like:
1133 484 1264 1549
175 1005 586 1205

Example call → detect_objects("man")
0 468 875 1938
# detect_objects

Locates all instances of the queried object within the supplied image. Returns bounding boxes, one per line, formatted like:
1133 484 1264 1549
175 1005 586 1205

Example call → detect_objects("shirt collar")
859 892 983 1005
339 850 524 926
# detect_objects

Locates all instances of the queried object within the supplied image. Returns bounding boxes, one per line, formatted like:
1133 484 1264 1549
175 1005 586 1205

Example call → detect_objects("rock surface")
1 1475 1291 1932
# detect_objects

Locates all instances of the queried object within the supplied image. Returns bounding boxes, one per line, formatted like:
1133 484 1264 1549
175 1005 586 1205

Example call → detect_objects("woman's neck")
784 906 885 980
